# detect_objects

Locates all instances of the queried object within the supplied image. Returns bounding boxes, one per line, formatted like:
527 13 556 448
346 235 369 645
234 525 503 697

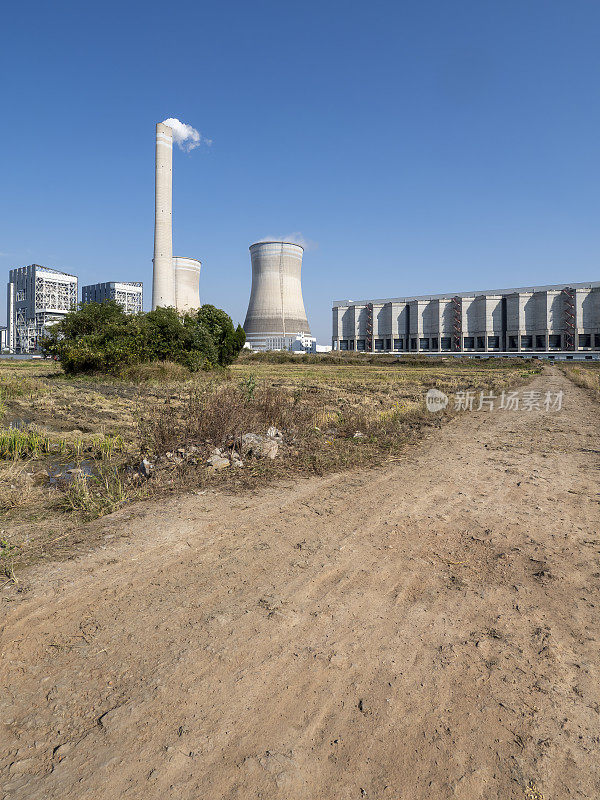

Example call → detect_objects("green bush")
42 302 246 375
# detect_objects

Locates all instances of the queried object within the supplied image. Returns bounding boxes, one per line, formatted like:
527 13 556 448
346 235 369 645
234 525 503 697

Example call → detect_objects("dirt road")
1 368 599 799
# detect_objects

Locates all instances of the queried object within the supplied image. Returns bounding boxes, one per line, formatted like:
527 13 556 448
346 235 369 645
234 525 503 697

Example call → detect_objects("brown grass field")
1 355 543 575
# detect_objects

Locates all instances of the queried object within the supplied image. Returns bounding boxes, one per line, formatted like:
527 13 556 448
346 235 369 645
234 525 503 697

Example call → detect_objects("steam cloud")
162 117 212 152
257 232 317 250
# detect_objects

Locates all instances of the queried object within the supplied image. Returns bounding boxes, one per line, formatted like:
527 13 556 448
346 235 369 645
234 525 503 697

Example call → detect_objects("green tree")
143 307 191 363
196 305 246 366
41 301 244 375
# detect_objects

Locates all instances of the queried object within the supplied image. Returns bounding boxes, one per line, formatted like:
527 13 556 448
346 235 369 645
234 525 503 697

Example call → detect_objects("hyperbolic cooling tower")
173 257 202 312
243 241 311 345
152 122 201 312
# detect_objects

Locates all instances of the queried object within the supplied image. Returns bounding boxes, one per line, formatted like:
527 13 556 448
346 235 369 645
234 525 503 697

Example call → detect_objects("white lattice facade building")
81 281 143 314
7 265 78 353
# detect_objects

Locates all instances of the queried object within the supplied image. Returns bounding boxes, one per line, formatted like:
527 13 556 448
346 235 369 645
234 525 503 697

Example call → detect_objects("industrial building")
7 265 78 354
152 122 201 312
243 241 315 351
332 281 600 359
82 281 143 314
252 331 317 353
173 257 202 313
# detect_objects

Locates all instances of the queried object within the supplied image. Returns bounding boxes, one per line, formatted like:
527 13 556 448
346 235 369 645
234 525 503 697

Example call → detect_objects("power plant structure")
243 241 315 351
7 265 78 354
332 280 600 360
82 281 143 314
152 122 201 313
173 257 202 313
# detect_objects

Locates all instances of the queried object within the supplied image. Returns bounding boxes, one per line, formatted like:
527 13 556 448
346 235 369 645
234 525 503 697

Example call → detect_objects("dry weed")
0 462 36 511
560 364 600 399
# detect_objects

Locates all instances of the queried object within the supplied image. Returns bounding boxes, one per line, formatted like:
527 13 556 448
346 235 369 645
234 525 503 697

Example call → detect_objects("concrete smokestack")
243 241 311 348
152 122 175 309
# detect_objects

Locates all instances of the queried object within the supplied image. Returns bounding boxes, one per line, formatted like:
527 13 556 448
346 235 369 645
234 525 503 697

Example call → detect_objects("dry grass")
61 467 145 521
559 362 600 400
0 356 543 569
0 462 37 512
119 360 194 383
140 358 542 491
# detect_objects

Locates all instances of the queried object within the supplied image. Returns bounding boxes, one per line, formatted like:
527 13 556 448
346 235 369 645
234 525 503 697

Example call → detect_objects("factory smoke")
162 117 211 152
256 232 317 250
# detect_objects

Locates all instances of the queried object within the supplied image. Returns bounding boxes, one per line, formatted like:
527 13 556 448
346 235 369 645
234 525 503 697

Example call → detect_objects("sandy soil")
1 368 599 800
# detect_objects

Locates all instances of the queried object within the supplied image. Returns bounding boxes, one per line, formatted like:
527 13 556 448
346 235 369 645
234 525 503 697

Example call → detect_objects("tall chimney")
152 122 175 309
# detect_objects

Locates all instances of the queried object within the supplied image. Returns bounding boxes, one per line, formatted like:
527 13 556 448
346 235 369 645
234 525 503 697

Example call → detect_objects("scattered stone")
242 433 263 451
261 439 279 459
242 433 279 459
353 431 365 438
266 426 283 442
207 456 231 470
207 453 225 466
141 459 154 478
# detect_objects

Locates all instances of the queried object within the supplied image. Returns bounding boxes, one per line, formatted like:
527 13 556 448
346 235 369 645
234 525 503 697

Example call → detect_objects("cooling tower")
152 122 175 309
243 241 311 347
173 257 201 312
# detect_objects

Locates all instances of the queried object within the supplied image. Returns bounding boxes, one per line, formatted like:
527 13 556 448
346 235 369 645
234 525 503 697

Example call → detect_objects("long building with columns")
332 281 600 359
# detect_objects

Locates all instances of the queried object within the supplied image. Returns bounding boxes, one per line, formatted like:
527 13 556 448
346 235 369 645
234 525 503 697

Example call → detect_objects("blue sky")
2 0 599 342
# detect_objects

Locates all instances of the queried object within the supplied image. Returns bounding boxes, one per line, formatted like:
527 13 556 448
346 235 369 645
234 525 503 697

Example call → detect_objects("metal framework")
366 302 373 351
10 266 77 353
452 296 462 351
15 308 37 354
562 286 576 350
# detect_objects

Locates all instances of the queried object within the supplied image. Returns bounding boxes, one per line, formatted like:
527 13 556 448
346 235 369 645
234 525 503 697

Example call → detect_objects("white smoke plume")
257 232 317 250
162 118 211 152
